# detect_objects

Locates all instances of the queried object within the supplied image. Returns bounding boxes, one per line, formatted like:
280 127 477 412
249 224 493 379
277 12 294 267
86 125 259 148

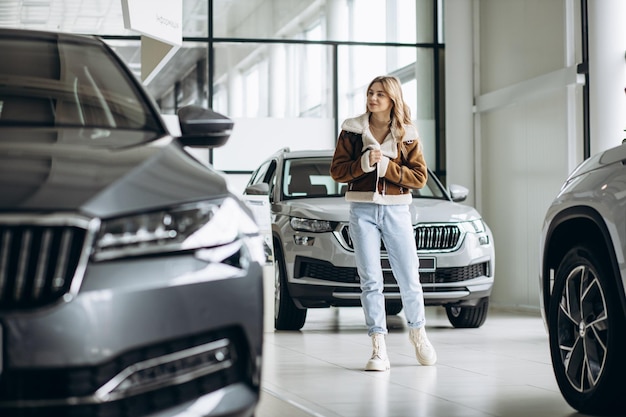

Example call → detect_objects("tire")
548 246 626 415
445 297 489 328
385 300 403 315
273 244 307 331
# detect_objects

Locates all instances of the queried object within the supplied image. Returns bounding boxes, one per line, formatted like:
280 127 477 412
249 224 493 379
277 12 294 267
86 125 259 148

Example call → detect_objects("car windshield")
0 35 162 133
283 157 448 200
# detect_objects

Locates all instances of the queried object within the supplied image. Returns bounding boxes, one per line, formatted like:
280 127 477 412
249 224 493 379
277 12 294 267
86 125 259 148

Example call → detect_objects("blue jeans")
349 202 426 336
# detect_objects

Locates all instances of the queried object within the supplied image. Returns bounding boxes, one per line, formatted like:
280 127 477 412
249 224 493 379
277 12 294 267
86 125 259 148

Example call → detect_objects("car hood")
0 128 230 218
566 142 626 181
284 197 483 224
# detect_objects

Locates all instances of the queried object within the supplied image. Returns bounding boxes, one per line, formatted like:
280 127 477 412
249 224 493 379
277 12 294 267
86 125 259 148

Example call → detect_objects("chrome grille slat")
14 229 32 301
0 230 12 299
32 229 52 299
0 223 88 310
53 229 73 291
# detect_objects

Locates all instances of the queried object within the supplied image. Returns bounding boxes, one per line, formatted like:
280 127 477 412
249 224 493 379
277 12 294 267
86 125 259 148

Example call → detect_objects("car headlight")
94 197 260 261
290 217 336 233
460 219 486 234
459 219 490 245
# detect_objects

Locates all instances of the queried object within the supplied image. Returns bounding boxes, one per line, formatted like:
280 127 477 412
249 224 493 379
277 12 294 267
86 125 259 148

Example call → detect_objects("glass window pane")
1 0 206 37
213 0 420 43
337 45 421 123
213 42 331 118
352 1 387 42
214 0 324 40
397 0 418 44
184 0 208 37
107 40 208 111
337 44 437 169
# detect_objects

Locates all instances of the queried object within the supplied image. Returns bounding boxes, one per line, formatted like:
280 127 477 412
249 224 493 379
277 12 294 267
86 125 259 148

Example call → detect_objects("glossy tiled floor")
255 307 590 417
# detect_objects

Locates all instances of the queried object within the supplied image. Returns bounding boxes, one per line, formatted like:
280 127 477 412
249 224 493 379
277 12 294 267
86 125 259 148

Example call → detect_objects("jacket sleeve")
330 131 372 183
381 140 428 189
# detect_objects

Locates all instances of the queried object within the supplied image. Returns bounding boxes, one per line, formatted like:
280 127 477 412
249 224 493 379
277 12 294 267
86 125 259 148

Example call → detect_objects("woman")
330 75 436 371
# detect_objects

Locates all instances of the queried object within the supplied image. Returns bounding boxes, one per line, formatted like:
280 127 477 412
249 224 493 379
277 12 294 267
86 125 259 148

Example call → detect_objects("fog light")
294 235 314 246
479 235 490 245
96 339 234 401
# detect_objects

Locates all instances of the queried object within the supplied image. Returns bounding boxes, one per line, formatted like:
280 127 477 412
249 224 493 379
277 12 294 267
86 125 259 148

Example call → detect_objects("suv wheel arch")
542 206 625 319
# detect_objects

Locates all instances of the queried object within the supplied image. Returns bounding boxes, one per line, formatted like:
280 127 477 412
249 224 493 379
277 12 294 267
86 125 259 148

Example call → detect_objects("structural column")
588 0 626 153
443 0 475 206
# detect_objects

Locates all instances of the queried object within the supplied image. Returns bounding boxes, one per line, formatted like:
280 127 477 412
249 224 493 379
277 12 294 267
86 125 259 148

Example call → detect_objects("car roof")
272 148 335 160
270 147 438 177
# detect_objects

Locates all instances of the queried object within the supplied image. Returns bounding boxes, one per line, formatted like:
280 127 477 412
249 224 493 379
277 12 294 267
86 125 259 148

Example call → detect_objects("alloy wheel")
556 264 608 393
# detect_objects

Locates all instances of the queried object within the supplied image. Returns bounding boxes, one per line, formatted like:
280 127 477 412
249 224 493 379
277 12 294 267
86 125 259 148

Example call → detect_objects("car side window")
249 161 272 186
248 159 277 201
267 170 277 202
284 158 333 198
411 173 447 199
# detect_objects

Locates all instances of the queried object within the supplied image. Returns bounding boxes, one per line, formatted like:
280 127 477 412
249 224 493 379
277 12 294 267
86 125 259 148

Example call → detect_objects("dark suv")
540 141 626 415
0 28 264 417
246 148 495 331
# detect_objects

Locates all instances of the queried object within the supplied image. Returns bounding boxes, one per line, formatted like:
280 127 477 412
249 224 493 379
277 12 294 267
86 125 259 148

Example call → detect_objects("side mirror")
449 184 469 202
177 105 233 148
245 183 270 196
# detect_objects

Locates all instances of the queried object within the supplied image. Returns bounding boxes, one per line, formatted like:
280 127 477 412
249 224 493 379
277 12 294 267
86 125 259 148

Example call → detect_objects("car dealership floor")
255 307 588 417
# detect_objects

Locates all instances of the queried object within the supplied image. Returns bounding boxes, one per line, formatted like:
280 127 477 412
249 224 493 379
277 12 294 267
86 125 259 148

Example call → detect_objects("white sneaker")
365 333 390 371
409 327 437 366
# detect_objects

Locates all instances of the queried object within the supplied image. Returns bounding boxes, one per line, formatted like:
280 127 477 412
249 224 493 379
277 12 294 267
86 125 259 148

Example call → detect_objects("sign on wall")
121 0 182 46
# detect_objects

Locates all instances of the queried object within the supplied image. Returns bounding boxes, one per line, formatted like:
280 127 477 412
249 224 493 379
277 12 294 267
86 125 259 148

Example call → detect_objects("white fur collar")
341 112 419 157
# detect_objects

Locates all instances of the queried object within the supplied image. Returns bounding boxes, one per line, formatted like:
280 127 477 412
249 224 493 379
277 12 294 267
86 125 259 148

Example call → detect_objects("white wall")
446 0 626 311
446 0 583 311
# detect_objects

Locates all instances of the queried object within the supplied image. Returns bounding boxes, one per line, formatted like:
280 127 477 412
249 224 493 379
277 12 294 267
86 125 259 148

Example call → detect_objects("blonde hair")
365 75 413 140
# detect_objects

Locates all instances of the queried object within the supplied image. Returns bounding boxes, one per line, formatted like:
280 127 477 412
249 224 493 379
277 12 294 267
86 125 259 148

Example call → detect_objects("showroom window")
207 0 444 191
0 0 445 189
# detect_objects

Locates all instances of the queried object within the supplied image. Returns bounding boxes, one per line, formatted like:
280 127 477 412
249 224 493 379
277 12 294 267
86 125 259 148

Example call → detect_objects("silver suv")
245 148 495 331
540 141 626 415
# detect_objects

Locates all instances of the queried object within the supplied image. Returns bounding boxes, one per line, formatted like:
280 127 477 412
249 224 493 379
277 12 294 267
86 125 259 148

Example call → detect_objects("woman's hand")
369 149 382 166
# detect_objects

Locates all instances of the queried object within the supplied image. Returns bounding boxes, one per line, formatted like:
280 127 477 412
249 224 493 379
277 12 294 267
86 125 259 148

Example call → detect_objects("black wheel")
273 243 307 330
385 300 403 315
445 297 489 328
548 246 626 415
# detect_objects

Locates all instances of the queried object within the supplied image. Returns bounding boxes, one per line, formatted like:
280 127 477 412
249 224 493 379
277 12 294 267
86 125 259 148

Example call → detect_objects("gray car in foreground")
246 148 495 331
0 28 264 417
540 141 626 415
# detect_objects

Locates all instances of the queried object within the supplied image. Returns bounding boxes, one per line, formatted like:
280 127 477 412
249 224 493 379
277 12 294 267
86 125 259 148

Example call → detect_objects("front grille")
339 224 462 251
0 329 250 417
415 224 461 250
0 223 88 310
295 257 488 285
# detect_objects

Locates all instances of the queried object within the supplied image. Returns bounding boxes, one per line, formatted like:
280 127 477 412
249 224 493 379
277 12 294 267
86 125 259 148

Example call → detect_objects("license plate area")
381 257 436 272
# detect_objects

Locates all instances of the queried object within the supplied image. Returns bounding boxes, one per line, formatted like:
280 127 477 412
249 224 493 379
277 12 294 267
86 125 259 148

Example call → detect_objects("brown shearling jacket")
330 113 428 205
